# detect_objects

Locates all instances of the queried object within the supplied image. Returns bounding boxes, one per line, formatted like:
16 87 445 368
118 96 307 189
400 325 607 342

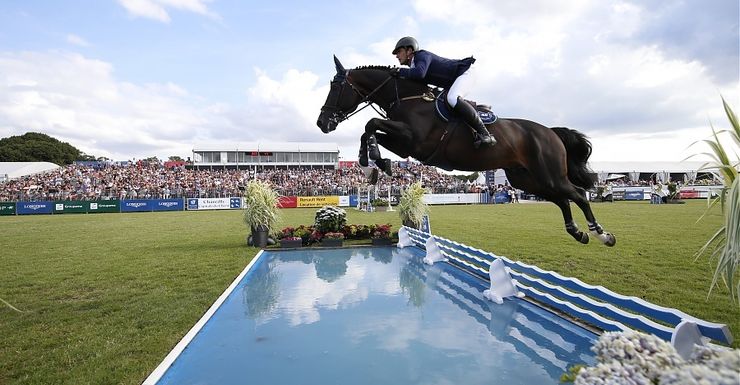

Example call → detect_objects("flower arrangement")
314 206 347 233
324 232 345 240
274 223 395 247
371 224 392 239
562 331 740 384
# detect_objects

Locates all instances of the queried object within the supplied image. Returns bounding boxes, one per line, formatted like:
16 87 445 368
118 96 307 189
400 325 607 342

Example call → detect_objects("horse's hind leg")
505 169 589 244
554 199 590 244
568 186 617 246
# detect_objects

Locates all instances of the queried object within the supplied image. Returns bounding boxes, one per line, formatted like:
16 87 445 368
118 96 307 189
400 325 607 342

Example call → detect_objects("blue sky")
0 0 738 163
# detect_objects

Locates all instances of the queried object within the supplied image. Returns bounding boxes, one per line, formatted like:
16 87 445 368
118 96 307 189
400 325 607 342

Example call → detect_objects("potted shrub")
243 180 281 247
371 224 393 246
398 182 429 228
321 232 345 247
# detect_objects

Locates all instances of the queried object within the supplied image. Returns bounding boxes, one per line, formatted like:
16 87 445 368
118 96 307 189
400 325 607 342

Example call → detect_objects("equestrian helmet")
392 36 419 54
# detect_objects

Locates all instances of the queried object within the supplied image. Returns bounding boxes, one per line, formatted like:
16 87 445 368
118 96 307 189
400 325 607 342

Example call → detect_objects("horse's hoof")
376 158 393 176
605 233 616 247
579 232 589 244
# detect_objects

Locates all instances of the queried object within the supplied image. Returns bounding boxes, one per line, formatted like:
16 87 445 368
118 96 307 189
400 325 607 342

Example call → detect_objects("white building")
191 142 340 170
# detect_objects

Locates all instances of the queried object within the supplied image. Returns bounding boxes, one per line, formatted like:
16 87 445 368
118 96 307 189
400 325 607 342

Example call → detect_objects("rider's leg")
448 70 495 147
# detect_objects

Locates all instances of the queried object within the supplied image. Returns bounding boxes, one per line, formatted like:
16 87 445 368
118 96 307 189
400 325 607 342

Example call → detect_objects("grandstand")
191 142 340 170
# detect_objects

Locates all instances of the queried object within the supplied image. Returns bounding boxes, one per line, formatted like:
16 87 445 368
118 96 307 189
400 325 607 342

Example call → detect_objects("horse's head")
316 56 364 133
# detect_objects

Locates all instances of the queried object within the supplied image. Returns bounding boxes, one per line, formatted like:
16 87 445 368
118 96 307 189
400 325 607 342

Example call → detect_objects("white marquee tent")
0 162 61 182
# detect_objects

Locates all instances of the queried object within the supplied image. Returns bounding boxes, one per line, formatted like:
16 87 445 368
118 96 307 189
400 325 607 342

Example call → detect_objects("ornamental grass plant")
692 97 740 305
242 180 281 236
398 182 429 228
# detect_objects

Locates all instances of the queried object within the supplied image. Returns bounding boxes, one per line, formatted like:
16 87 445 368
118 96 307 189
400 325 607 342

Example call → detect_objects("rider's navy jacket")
398 50 476 89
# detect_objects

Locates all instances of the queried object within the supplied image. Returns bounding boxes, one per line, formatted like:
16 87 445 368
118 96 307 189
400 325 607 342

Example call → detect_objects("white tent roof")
588 161 708 173
0 162 61 180
193 142 339 152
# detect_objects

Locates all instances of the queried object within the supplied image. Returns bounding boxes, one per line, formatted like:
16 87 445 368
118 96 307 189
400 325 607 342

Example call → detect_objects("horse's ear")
333 55 345 74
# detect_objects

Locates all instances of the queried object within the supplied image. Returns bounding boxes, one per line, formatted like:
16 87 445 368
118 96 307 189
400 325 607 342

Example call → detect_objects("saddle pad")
435 90 498 124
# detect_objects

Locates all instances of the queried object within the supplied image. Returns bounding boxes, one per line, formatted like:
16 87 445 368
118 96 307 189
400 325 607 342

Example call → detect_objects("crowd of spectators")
0 160 480 202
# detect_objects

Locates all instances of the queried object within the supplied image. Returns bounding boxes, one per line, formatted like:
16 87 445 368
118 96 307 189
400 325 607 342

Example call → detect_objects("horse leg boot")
453 96 496 148
367 134 381 160
366 134 392 176
358 134 369 167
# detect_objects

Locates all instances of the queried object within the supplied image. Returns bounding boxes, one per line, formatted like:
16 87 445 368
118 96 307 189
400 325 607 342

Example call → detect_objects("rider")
391 36 496 147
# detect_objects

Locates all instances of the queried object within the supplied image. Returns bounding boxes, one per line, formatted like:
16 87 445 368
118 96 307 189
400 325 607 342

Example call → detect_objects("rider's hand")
389 67 400 77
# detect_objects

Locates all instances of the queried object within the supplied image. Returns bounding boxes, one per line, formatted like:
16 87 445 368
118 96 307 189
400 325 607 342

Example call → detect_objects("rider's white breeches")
447 67 477 107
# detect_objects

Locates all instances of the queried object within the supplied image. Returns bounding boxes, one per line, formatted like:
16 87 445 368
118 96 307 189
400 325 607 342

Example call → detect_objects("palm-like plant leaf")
694 98 740 305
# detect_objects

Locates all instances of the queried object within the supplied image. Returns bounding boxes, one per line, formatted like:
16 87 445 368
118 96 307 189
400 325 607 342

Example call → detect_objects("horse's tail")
550 127 595 190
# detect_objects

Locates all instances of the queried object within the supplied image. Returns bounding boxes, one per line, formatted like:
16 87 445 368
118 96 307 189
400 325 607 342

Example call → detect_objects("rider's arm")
399 51 431 80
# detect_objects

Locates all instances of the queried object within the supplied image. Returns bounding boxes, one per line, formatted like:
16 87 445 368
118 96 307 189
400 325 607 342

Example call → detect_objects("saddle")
414 89 498 171
433 89 498 124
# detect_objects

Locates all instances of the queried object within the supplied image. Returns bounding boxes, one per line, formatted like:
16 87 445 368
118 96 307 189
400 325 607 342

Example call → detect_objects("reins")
325 70 432 123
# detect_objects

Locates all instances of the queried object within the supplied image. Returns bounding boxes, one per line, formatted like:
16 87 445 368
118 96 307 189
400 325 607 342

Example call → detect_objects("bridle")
320 70 394 125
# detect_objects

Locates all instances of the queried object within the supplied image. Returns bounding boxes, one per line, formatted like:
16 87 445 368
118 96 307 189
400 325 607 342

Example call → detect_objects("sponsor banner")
187 198 199 210
0 202 16 215
153 199 184 212
339 196 350 207
494 192 511 204
297 196 340 208
187 197 241 210
349 195 359 207
679 189 700 199
88 200 120 213
17 201 54 215
54 201 87 214
121 199 153 212
277 196 297 208
624 190 646 200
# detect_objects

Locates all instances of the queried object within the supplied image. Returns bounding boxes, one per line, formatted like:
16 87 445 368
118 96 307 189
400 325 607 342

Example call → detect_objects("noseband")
320 71 393 125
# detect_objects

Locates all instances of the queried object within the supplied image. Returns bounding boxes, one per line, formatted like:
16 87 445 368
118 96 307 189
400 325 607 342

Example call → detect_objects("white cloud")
65 34 90 47
0 51 222 160
117 0 218 23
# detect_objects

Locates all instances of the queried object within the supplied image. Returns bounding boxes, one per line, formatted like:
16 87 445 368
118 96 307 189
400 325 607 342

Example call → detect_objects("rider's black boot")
453 97 496 147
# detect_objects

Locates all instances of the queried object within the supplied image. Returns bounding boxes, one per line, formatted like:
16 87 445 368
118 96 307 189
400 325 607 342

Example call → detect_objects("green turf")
0 201 737 384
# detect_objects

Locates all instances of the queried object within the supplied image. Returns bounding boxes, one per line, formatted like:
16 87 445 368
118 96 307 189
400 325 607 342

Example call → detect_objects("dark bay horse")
317 56 615 247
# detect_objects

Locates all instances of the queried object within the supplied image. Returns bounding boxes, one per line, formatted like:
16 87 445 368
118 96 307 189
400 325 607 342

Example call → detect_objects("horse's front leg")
358 132 369 167
363 119 390 176
365 118 414 177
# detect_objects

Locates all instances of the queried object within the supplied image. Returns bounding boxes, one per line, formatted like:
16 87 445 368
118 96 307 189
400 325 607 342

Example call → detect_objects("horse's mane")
353 65 393 71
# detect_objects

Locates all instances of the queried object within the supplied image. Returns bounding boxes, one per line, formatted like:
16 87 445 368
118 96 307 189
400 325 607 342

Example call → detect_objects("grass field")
1 200 738 384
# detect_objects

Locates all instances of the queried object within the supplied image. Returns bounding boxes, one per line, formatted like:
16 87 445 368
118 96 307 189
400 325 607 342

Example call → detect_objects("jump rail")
401 226 733 346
